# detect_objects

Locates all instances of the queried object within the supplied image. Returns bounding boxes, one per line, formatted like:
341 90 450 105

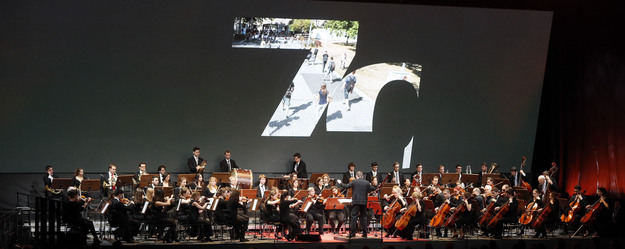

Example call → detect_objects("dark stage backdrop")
0 0 551 179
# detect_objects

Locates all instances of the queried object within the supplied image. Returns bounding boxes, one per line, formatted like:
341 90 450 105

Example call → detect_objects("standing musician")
204 176 219 197
537 175 554 201
220 150 240 172
476 163 489 187
337 171 376 238
64 188 100 245
410 163 424 187
133 162 149 188
227 189 250 242
255 174 268 198
151 188 178 243
437 165 446 185
451 165 464 188
389 162 405 184
508 166 527 187
291 153 308 179
101 164 118 198
303 187 326 235
157 165 167 183
109 189 140 243
277 189 303 241
188 146 205 173
189 191 214 242
342 162 356 184
327 186 346 234
366 162 383 184
43 165 61 198
491 189 518 239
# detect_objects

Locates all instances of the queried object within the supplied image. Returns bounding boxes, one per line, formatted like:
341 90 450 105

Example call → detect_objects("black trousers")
350 204 368 236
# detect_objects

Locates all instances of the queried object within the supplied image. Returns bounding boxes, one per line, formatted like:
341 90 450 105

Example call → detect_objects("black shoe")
240 238 249 242
362 235 368 238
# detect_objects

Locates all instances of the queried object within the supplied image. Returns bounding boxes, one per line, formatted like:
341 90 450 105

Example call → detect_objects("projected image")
232 17 362 136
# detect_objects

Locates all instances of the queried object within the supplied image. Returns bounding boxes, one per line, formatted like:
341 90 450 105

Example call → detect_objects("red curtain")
560 52 625 199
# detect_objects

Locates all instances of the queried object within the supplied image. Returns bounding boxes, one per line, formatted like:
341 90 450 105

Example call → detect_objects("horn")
488 162 499 174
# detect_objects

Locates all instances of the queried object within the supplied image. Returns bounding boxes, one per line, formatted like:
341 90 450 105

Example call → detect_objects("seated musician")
563 185 586 235
491 189 518 239
313 177 326 195
228 176 239 190
586 187 611 238
189 173 205 192
174 177 188 199
189 191 214 242
303 187 326 235
278 189 303 241
64 188 100 245
397 190 425 240
527 189 546 238
401 178 412 197
159 173 173 188
369 177 380 196
472 188 485 211
131 188 146 221
382 186 407 237
433 189 459 237
109 189 140 243
255 174 269 198
285 172 299 190
288 178 302 197
327 186 346 234
455 191 479 239
322 174 332 189
263 188 281 223
227 189 250 242
151 188 178 243
484 177 494 189
203 176 219 197
43 165 61 198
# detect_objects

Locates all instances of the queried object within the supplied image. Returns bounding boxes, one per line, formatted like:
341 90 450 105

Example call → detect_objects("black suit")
388 170 405 184
508 174 525 187
365 171 383 184
109 198 140 241
339 178 376 237
220 158 239 172
292 160 307 179
342 171 355 184
187 156 205 173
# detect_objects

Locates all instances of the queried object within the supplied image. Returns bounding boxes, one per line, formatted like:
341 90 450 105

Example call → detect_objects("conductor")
337 171 376 238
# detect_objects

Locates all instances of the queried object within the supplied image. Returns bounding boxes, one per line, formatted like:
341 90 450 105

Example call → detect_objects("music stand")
310 173 325 183
211 172 231 185
380 187 394 198
240 189 258 199
441 173 459 186
116 175 134 186
50 178 72 191
294 190 307 200
325 198 346 210
177 174 197 186
463 174 479 187
422 173 438 186
320 189 332 198
155 186 173 197
481 173 501 186
140 174 158 188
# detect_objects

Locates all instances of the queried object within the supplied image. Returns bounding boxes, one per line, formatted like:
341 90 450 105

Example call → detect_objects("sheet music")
211 198 220 211
303 201 312 212
101 203 110 214
251 199 258 210
205 198 214 210
141 202 149 214
338 199 352 204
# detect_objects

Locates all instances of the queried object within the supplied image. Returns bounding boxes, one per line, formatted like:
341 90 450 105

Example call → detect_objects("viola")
382 198 402 228
478 202 497 227
519 199 539 225
581 197 604 224
429 202 451 228
487 201 510 229
395 199 419 230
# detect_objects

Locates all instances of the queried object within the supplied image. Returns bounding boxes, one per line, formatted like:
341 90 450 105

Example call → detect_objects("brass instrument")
488 162 499 174
102 174 118 189
45 185 62 195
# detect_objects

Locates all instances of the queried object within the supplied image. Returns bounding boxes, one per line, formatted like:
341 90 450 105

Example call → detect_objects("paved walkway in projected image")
261 56 375 136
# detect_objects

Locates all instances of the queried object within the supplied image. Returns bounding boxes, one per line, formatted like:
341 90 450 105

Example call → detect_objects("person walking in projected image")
343 70 357 111
316 83 331 119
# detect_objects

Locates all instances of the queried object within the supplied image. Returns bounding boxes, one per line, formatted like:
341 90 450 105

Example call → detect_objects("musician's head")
371 162 378 172
162 173 171 183
208 176 217 186
270 188 280 200
371 176 378 186
481 163 488 172
331 186 340 195
153 188 165 201
45 165 54 175
151 176 159 186
139 162 146 170
289 172 298 182
192 191 202 201
438 165 445 174
308 187 315 196
502 184 510 192
403 178 411 187
134 188 144 202
192 146 200 157
510 167 517 175
486 177 493 185
392 185 402 196
146 188 154 202
292 179 300 188
67 189 79 200
484 185 492 195
393 162 400 172
574 185 582 194
443 189 451 199
113 189 125 199
456 165 462 173
532 189 540 198
416 163 423 172
432 176 439 185
322 174 330 184
180 187 190 197
538 175 546 184
108 164 117 174
412 189 421 199
279 190 289 201
597 187 607 197
195 173 203 182
348 162 355 171
463 191 472 199
293 153 302 162
179 177 188 187
472 188 481 196
158 165 167 174
74 168 83 177
229 176 237 185
258 174 267 185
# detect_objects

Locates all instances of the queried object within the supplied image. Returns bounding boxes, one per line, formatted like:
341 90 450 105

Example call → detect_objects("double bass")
519 156 532 192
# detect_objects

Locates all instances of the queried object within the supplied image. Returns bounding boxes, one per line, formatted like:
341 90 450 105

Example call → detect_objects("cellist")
584 187 610 238
562 185 586 235
382 186 406 237
520 189 543 235
433 189 460 237
396 190 425 240
533 190 557 238
491 189 518 239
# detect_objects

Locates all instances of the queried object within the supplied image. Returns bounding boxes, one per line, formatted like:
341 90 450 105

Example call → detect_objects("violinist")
303 187 326 234
288 179 301 197
285 172 299 190
228 176 239 190
484 177 494 189
425 176 441 197
131 188 146 221
382 186 407 237
313 177 326 195
64 188 100 245
110 189 140 243
491 189 518 239
189 173 205 192
159 172 173 188
278 189 303 241
327 186 346 234
189 192 214 242
151 188 178 243
204 176 219 197
227 189 250 242
263 188 281 223
401 178 412 197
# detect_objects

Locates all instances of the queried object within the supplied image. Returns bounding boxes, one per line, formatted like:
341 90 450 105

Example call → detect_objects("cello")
395 199 419 230
519 199 539 225
444 195 473 228
487 201 510 229
429 202 451 228
478 202 497 227
532 204 552 229
580 196 605 224
561 190 585 223
382 198 402 229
